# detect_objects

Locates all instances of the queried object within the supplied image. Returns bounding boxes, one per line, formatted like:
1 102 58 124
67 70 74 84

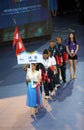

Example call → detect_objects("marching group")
23 32 79 118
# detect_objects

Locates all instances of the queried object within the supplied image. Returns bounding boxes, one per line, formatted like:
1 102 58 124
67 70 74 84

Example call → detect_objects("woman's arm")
23 64 28 71
26 70 31 82
74 45 79 55
66 46 72 56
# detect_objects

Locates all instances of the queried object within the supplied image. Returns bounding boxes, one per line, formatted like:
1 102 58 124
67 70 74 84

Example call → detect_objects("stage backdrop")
0 0 52 44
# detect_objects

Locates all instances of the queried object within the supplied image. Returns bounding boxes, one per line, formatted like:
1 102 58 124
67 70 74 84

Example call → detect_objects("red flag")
13 26 26 55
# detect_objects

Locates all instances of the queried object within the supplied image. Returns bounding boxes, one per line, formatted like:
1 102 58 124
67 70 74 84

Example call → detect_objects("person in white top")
47 49 58 96
43 54 52 70
26 63 42 118
42 49 52 99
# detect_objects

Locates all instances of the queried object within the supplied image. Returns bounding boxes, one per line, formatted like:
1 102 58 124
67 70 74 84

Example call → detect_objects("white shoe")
45 96 50 99
59 75 62 80
55 84 60 88
50 90 55 96
73 74 76 79
55 87 57 91
70 74 73 79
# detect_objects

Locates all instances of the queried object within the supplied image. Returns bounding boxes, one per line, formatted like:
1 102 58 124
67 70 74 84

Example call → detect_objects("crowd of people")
23 32 79 118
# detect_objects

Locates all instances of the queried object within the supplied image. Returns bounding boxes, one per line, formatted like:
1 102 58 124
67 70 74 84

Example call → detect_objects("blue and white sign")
17 51 43 64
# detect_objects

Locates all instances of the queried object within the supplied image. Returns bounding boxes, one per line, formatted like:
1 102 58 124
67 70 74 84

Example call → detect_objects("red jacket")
56 52 68 65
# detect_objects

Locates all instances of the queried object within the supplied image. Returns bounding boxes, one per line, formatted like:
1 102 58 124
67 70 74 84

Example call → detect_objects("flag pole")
13 18 16 25
13 18 17 48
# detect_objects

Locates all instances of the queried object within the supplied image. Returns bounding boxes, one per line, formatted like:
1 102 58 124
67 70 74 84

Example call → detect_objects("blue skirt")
26 82 42 107
50 0 58 10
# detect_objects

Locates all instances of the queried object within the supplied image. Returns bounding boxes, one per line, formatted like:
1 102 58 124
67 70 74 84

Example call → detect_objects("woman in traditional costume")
26 63 42 118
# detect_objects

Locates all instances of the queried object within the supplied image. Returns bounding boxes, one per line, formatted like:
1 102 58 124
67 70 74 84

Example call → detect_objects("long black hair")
68 32 77 45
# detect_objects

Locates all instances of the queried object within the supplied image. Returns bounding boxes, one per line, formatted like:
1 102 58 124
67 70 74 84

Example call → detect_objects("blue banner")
0 0 48 28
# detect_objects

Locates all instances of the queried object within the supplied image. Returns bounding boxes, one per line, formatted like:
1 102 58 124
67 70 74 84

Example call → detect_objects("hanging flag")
13 26 26 55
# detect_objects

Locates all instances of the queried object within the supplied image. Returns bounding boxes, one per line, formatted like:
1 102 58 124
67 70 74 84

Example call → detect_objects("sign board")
17 51 43 64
